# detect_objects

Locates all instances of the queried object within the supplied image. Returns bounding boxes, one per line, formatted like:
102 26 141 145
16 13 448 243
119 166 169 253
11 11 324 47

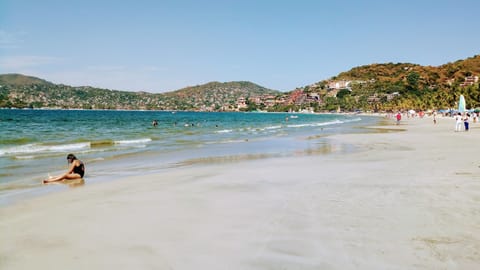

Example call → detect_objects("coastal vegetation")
303 54 480 112
1 55 479 112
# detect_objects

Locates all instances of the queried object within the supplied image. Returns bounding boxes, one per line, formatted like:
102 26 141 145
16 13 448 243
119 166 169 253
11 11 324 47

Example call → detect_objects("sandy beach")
1 115 479 269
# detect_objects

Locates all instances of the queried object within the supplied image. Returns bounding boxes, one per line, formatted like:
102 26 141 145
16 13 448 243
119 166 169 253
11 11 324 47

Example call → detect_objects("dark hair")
67 154 77 161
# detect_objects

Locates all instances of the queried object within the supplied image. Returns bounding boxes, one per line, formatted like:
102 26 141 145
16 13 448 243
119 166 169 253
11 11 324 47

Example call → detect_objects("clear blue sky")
1 0 479 93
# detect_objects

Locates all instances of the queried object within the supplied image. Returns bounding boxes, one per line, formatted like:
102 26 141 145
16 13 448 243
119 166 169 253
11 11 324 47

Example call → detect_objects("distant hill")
0 74 281 111
1 54 479 112
0 73 53 86
163 81 280 110
304 55 480 111
331 54 480 87
168 81 278 97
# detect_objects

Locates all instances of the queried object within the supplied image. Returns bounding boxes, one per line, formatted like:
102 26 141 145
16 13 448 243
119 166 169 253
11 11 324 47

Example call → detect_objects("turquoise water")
0 109 380 203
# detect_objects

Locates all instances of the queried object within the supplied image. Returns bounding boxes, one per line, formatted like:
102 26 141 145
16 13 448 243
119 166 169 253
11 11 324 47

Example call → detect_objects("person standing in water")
43 154 85 183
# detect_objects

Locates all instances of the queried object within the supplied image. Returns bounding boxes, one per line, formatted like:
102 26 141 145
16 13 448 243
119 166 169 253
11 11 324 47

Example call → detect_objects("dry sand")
1 116 479 269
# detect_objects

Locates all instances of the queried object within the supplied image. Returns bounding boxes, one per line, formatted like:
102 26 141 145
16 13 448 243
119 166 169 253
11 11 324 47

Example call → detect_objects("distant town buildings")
232 78 403 111
460 75 479 87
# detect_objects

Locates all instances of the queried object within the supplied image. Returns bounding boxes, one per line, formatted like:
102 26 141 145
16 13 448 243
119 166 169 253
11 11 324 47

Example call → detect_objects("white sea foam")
216 129 233 133
0 138 152 157
264 125 282 130
0 142 90 156
250 125 283 132
287 123 312 128
114 138 152 145
343 117 362 123
315 119 344 126
13 155 36 160
285 120 344 129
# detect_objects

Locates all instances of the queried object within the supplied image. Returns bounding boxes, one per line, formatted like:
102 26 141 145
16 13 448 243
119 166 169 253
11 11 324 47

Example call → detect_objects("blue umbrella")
458 95 466 113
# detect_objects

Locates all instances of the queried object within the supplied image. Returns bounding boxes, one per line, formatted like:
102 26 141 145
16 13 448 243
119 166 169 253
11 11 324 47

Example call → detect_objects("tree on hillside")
406 71 420 90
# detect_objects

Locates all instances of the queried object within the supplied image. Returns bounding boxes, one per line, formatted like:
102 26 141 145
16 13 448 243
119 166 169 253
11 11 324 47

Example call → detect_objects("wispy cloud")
0 55 63 70
0 29 25 48
86 65 127 72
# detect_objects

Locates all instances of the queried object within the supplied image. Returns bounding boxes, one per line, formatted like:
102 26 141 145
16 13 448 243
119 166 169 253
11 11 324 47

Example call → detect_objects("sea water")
0 109 381 204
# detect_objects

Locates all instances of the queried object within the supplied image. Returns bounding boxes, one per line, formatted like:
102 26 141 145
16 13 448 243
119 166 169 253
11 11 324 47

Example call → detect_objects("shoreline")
0 113 382 206
1 116 479 269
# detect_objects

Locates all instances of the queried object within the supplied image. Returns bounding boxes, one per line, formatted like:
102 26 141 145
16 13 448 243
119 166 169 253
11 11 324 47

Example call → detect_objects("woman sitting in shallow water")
43 154 85 183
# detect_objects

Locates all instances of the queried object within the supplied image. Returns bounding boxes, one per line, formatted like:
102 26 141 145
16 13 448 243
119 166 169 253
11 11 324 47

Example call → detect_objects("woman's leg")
43 173 81 183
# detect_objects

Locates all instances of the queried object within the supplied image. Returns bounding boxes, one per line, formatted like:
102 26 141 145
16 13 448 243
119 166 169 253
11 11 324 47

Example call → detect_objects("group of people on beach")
455 112 473 132
391 110 478 131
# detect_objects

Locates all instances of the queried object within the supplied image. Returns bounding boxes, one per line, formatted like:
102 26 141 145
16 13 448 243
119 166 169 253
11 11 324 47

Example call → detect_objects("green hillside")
163 81 280 111
1 54 479 112
0 73 53 86
303 55 480 111
0 74 281 110
334 55 480 86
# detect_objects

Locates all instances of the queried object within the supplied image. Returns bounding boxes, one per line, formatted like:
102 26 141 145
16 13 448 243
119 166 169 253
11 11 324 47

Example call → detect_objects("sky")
1 0 479 93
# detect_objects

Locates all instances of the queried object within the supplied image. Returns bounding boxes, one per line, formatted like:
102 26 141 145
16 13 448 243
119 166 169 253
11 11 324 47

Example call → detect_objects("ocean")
0 109 381 204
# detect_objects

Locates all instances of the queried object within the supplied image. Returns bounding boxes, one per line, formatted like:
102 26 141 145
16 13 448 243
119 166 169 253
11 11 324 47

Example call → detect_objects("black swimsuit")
73 162 85 177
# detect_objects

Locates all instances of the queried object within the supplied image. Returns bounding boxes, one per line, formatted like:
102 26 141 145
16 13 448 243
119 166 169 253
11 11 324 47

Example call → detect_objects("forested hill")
1 55 479 112
0 74 54 86
163 81 280 109
334 54 480 85
167 81 278 97
0 75 280 111
304 55 480 111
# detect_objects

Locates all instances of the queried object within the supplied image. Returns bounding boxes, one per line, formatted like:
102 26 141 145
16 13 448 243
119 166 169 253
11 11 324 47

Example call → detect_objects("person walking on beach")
455 113 463 132
396 112 402 125
43 154 85 183
464 114 470 131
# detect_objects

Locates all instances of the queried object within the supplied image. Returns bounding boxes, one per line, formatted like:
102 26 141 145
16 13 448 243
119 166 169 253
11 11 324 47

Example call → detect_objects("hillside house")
460 75 479 87
328 80 351 90
306 93 321 103
236 97 247 110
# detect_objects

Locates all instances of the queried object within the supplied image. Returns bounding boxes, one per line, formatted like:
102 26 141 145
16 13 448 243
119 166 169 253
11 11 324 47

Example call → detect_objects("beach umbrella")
458 95 466 113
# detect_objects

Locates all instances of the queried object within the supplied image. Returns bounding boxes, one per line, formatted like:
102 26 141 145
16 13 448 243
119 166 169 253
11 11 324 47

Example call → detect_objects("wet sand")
1 115 479 269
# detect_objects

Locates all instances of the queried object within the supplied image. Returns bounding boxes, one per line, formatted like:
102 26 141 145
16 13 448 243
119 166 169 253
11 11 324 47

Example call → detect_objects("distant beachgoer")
43 154 85 183
433 111 437 124
455 113 463 132
152 120 158 127
396 112 401 125
464 114 470 131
